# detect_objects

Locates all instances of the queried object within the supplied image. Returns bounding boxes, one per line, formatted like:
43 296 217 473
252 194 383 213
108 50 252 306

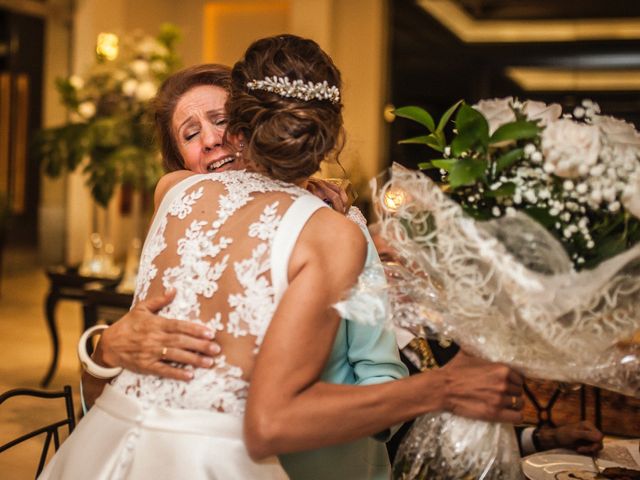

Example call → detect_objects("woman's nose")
202 124 223 151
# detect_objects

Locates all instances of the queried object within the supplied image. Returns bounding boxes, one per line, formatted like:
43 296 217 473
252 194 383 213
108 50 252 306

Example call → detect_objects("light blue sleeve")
346 226 409 442
346 225 408 385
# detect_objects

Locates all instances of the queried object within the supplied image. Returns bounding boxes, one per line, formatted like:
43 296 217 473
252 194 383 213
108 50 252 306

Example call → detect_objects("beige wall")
202 0 289 67
331 0 389 197
200 0 389 198
63 0 191 264
39 0 73 264
41 0 389 264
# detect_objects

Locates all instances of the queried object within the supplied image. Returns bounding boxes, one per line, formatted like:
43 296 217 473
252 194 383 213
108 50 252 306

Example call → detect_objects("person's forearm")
246 348 523 460
245 370 447 459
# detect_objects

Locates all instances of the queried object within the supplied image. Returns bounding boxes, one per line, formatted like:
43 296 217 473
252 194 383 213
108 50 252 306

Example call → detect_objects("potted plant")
33 24 181 277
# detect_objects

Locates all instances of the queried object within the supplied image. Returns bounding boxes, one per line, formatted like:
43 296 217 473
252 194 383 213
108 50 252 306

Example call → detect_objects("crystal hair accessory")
246 76 340 104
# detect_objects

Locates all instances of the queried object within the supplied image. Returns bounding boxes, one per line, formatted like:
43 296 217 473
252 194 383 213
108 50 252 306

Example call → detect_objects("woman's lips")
206 155 235 172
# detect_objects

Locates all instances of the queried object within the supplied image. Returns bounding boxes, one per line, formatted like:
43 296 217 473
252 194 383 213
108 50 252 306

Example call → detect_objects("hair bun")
226 35 344 183
248 104 337 182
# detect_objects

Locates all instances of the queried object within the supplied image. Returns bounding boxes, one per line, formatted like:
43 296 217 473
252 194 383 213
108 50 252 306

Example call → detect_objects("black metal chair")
0 385 76 478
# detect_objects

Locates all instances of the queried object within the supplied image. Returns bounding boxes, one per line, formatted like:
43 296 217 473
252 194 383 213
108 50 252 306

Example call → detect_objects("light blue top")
279 226 409 480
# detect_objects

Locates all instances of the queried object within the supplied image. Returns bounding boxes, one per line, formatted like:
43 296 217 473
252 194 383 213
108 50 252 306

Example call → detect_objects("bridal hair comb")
246 76 340 104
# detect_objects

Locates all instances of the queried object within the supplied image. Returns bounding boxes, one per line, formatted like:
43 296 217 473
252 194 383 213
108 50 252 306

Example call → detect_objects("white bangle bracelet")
77 325 123 379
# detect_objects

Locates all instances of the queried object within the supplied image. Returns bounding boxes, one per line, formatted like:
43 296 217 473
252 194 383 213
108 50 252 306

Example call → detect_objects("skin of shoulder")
153 170 198 209
287 207 368 292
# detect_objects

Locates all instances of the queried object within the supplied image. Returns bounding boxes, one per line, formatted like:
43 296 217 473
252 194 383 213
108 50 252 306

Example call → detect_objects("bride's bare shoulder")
153 170 197 208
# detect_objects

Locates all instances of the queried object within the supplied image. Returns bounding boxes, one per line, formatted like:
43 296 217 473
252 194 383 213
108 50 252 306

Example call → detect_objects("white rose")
541 119 600 178
137 38 169 58
154 44 169 57
522 100 562 126
150 60 167 74
69 75 84 90
137 38 155 56
122 78 138 96
135 81 157 101
130 59 149 78
472 97 515 135
78 101 96 119
592 115 640 146
622 174 640 219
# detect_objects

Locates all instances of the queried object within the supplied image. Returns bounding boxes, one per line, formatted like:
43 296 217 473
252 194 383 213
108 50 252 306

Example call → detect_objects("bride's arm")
244 208 524 460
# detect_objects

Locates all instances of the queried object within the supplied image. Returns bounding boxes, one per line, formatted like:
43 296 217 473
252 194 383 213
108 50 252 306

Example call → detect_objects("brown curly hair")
226 34 344 183
153 63 231 171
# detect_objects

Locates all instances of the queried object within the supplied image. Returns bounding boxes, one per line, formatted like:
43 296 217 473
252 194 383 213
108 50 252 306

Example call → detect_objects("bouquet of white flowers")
369 98 640 479
33 24 181 207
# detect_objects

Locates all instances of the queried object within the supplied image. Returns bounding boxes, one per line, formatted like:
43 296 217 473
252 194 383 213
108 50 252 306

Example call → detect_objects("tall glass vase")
117 188 149 292
79 203 121 278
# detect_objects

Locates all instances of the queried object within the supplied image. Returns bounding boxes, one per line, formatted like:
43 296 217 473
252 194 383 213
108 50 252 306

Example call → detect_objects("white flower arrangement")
376 97 640 479
35 24 181 207
396 97 640 268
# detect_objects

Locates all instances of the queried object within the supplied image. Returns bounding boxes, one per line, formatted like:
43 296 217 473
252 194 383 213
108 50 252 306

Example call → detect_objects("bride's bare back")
111 170 313 415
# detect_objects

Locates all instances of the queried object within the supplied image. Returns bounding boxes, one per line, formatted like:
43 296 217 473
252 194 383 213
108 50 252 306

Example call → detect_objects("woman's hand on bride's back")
437 350 524 424
305 178 350 214
96 289 221 381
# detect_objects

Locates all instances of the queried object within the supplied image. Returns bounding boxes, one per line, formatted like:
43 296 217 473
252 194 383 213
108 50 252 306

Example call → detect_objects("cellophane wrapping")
342 163 640 479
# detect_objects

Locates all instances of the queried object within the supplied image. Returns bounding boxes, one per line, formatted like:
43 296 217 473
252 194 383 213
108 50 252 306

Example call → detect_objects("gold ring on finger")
161 346 168 358
511 395 518 409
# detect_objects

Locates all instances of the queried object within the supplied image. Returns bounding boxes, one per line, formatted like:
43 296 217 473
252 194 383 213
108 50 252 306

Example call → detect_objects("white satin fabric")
39 384 288 480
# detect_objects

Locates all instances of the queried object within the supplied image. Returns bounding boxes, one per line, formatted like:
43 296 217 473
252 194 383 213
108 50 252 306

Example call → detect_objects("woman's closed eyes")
181 113 229 143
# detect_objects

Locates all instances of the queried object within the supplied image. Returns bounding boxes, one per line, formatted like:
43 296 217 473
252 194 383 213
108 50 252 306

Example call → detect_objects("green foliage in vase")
396 97 640 269
32 24 180 207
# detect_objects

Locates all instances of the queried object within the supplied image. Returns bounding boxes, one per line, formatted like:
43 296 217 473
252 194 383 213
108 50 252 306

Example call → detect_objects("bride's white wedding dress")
40 170 332 480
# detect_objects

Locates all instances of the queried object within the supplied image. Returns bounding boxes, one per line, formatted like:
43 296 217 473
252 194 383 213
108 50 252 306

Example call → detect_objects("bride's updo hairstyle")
226 34 344 183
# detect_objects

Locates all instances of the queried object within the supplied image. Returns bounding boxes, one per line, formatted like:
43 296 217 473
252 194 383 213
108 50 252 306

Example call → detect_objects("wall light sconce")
96 32 119 61
383 187 408 212
383 104 396 123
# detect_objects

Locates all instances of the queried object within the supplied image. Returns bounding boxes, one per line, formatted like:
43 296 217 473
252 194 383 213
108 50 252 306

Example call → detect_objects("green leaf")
398 134 443 152
456 104 490 138
394 106 435 132
490 120 540 144
436 99 463 133
451 105 489 156
431 159 458 171
484 182 516 198
495 148 524 173
449 158 487 189
450 133 475 157
595 236 627 259
524 207 555 228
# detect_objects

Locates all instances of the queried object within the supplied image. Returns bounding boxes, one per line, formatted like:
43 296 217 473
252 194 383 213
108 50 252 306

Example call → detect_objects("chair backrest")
523 380 588 428
0 385 76 478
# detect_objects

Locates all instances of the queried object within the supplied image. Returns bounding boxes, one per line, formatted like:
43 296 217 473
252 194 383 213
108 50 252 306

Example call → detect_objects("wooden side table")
41 266 121 387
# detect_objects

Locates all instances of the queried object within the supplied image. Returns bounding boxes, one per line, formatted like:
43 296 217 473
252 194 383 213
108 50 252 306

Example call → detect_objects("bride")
40 34 523 479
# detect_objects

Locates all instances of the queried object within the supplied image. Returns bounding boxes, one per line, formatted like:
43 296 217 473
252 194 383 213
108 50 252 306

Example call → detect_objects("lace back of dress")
112 172 304 416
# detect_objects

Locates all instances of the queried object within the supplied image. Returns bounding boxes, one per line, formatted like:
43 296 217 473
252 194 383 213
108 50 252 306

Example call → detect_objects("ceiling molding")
418 0 640 42
506 67 640 91
0 0 72 23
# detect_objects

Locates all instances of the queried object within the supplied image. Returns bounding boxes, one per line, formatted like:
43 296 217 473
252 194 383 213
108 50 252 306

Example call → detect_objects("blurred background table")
41 266 125 387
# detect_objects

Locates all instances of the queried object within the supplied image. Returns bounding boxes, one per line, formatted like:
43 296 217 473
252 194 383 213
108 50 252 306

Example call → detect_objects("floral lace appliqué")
112 172 305 416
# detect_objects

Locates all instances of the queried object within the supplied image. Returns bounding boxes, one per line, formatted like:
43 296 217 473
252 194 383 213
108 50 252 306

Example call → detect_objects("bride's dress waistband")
95 384 243 439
